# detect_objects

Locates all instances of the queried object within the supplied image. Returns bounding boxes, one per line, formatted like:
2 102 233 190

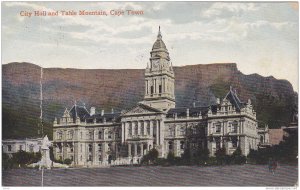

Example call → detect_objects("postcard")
2 1 298 187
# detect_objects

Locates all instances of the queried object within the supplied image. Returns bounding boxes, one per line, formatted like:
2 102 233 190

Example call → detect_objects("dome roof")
152 26 167 51
152 39 167 50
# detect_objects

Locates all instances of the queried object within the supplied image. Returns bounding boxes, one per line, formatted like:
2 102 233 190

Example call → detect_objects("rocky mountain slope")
2 62 297 139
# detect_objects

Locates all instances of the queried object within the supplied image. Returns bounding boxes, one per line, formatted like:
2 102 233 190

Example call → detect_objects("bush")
141 148 159 165
206 157 217 165
63 158 72 165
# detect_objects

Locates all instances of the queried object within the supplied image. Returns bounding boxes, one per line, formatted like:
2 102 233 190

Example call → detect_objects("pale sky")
2 2 299 91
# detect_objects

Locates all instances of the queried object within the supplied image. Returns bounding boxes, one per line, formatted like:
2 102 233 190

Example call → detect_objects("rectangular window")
134 126 138 136
180 127 185 136
147 122 150 135
232 137 238 148
233 126 237 133
180 141 185 149
89 131 93 140
19 145 23 151
150 86 154 95
98 131 102 139
232 122 238 133
68 131 73 140
57 132 62 140
128 124 132 136
29 145 34 152
159 85 162 94
88 144 92 152
7 145 12 152
216 124 221 133
98 144 102 152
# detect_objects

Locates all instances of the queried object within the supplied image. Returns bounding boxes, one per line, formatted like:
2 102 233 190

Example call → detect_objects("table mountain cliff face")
2 62 297 139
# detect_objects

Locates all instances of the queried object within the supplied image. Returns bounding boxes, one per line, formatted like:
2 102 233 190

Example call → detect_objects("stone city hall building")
53 28 269 167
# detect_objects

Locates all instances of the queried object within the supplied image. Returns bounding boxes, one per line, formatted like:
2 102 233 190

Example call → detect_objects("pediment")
122 103 161 116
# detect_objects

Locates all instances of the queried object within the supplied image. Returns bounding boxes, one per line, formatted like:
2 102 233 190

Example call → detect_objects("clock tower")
142 27 175 111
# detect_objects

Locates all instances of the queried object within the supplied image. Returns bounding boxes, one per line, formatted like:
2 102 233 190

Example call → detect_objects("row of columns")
122 120 162 144
127 143 151 157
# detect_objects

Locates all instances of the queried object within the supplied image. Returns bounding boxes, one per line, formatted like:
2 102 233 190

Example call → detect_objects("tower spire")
157 26 162 39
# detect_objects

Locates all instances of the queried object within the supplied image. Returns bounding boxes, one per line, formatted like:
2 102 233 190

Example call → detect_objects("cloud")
202 3 260 18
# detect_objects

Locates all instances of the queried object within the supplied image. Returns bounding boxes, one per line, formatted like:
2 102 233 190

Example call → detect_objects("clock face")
152 60 160 69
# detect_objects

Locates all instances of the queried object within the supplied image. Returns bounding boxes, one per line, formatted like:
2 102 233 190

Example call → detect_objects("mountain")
2 62 297 139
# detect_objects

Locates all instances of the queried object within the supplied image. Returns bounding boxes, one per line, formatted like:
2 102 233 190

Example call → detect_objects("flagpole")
40 66 44 187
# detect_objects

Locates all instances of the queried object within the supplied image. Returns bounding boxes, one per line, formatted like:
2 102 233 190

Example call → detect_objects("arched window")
260 136 264 144
108 131 112 139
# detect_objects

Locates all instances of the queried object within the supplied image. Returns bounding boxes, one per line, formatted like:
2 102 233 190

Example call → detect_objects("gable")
122 103 161 116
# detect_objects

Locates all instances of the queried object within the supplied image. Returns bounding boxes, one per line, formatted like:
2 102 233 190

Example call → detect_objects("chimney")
248 99 251 105
186 108 190 118
101 110 104 116
90 107 96 116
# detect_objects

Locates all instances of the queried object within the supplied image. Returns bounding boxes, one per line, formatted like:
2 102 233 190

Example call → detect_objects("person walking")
271 160 278 175
268 158 273 173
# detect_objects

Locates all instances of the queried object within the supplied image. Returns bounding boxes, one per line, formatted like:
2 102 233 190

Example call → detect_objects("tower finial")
157 26 162 39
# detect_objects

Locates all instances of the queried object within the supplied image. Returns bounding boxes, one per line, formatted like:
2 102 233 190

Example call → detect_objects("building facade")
53 28 268 167
2 138 43 154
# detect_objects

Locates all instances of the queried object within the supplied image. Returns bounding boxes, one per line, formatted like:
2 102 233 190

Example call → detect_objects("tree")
215 147 226 165
166 152 176 165
2 153 13 170
181 147 191 164
231 147 246 164
197 147 209 163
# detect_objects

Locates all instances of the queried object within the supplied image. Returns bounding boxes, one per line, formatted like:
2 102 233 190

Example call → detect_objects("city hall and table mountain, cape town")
52 27 270 167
